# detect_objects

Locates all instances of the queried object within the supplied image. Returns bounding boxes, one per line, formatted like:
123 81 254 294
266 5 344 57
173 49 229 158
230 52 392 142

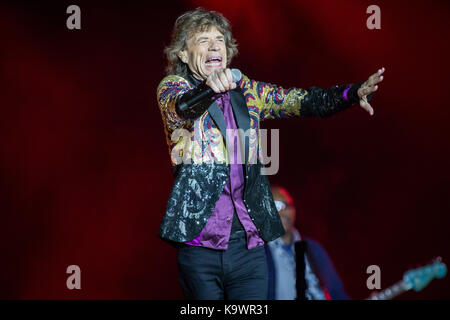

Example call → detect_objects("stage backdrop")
0 0 449 299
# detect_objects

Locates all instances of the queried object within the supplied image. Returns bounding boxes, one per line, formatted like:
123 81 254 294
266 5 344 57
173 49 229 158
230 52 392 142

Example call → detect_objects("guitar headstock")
403 257 447 292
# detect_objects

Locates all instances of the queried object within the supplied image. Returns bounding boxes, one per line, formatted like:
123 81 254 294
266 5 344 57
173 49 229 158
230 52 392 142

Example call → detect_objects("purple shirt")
186 92 265 250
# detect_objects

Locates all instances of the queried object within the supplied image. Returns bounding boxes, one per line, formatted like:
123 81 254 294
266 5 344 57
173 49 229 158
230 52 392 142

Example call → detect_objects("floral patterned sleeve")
239 74 363 121
156 75 193 132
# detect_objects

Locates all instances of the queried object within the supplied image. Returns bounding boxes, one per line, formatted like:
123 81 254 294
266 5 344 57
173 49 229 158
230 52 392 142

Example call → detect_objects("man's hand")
206 68 237 93
358 67 385 116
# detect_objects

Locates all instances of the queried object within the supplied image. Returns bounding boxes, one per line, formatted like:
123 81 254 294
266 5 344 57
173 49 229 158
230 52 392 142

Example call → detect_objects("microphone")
178 69 242 113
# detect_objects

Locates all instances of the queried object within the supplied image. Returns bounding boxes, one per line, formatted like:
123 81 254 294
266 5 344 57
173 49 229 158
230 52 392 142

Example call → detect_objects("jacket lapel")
207 102 227 140
229 88 250 165
229 88 250 133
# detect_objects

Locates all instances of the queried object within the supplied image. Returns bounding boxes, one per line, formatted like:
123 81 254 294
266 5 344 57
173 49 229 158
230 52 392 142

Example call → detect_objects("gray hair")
164 8 238 78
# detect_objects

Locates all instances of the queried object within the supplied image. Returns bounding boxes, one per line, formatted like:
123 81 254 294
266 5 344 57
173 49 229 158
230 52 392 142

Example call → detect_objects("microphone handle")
178 83 214 112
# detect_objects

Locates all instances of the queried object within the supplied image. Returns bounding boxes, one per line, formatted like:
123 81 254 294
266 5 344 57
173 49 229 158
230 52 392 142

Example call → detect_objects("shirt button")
226 217 231 222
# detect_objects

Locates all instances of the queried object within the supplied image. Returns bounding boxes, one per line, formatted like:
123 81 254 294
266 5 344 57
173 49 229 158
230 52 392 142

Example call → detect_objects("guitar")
366 258 447 300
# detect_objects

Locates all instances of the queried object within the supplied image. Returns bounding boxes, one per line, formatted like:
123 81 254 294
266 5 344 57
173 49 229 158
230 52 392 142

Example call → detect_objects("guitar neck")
366 259 447 300
366 281 408 300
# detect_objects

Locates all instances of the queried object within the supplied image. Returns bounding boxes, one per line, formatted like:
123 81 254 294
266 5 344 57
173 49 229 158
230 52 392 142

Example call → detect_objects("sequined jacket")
156 72 364 244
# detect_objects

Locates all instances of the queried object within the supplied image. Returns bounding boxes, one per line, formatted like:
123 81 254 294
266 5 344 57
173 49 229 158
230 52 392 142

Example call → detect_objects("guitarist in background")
266 186 350 300
266 186 447 300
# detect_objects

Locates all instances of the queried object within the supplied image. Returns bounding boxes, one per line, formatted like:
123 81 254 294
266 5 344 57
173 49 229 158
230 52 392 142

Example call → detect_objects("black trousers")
177 229 268 300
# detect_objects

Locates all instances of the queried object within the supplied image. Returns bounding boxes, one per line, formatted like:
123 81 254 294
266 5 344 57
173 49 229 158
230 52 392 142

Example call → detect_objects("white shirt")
267 228 325 300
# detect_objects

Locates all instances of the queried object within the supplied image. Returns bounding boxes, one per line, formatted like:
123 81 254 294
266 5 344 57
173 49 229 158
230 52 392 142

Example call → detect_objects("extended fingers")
360 98 374 116
358 67 384 116
368 67 386 86
358 84 378 98
357 85 375 101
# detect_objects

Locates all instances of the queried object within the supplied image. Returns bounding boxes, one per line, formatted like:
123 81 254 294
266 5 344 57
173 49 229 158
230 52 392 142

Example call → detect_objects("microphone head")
231 68 242 83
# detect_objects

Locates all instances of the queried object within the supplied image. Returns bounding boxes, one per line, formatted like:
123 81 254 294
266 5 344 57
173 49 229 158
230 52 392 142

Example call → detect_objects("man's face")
178 26 227 80
273 191 296 233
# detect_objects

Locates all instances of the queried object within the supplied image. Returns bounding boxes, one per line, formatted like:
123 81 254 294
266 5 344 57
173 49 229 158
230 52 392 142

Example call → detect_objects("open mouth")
205 56 223 67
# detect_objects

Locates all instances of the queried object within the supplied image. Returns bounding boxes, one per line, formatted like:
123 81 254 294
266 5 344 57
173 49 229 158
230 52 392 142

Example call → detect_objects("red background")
0 0 449 299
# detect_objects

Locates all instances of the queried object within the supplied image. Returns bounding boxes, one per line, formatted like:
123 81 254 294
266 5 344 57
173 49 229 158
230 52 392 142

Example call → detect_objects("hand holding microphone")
177 68 241 119
206 68 240 93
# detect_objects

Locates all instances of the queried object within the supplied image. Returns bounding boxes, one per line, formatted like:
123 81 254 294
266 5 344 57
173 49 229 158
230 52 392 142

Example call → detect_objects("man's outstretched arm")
249 67 385 120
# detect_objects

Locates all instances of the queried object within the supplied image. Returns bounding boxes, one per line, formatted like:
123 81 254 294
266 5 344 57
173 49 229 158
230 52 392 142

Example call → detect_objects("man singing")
156 8 385 300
